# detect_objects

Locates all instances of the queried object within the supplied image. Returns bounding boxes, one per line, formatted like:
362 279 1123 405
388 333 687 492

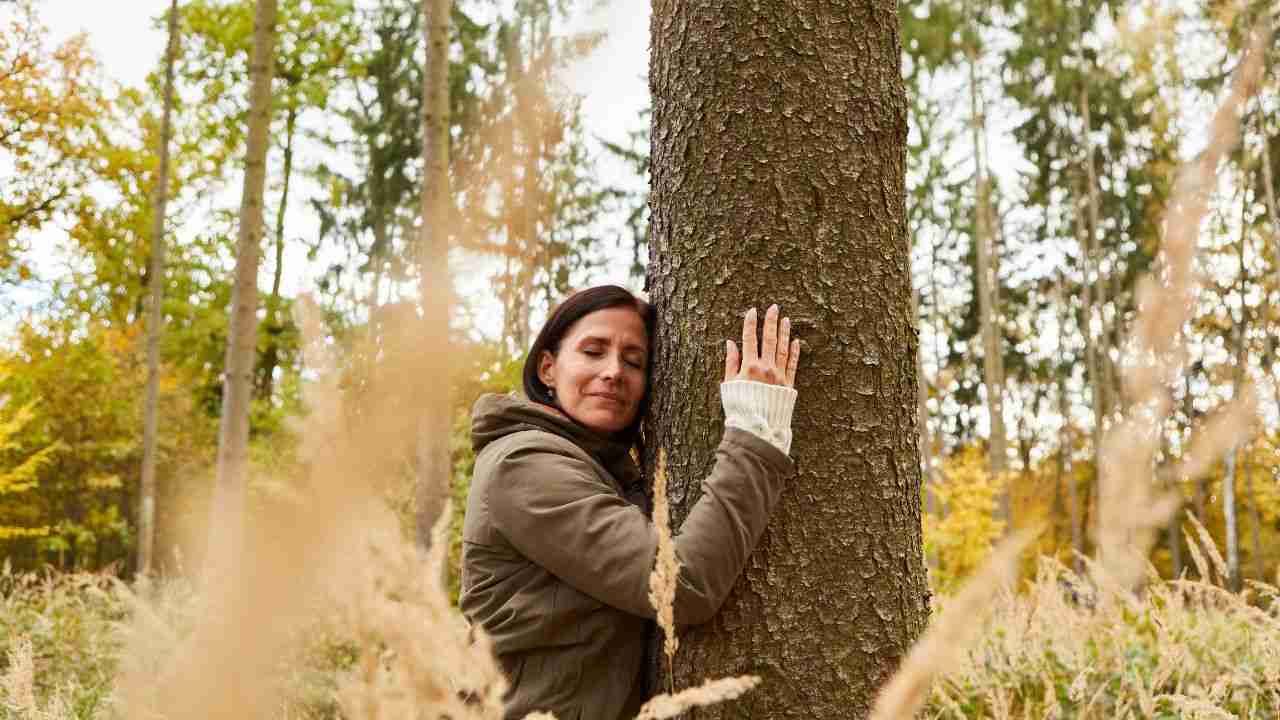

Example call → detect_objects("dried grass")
646 448 679 695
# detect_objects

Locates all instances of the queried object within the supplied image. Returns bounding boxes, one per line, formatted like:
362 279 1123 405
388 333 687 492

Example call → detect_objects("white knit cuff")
720 380 797 455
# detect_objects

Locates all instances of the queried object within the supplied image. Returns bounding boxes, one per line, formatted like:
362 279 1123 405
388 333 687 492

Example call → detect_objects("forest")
2 0 1280 717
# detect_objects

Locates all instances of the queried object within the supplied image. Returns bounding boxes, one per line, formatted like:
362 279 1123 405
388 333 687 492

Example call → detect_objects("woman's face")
538 306 649 435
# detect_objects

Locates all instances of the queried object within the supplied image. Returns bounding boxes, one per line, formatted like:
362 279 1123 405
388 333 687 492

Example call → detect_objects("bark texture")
211 0 277 555
414 0 453 548
139 0 181 576
646 1 929 716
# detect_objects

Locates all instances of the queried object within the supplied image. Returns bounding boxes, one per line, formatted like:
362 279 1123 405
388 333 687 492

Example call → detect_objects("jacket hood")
470 393 637 471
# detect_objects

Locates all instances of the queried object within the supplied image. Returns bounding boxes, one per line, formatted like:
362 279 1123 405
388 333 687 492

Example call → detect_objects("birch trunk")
139 0 181 577
210 0 277 560
414 0 453 548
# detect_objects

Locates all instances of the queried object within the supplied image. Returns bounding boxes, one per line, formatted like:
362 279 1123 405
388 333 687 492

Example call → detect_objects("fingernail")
769 303 778 313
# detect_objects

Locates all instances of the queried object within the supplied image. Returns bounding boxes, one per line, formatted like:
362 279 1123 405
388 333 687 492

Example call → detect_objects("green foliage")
446 348 525 604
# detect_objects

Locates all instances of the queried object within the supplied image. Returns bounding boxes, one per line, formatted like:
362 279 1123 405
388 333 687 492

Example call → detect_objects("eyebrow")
577 335 647 353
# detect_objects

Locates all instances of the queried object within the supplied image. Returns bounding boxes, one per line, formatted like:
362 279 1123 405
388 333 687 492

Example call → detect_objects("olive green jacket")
460 394 793 720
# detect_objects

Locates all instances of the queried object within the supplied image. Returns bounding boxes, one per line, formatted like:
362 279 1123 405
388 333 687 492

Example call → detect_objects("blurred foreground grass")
2 553 1278 719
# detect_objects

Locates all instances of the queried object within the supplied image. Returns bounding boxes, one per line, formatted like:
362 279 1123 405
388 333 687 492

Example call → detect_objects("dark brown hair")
523 285 656 444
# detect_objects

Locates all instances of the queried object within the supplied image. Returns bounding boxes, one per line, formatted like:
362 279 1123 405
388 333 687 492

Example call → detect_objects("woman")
461 285 801 720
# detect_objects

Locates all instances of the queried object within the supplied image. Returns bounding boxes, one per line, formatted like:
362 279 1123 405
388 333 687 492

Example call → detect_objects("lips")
588 392 624 405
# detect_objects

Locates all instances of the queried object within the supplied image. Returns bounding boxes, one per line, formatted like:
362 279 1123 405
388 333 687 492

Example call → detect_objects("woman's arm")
486 304 801 623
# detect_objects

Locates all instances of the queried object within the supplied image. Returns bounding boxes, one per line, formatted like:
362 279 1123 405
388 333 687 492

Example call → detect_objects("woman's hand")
724 304 800 388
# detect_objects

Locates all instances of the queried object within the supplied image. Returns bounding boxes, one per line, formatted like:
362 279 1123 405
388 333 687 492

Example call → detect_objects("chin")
581 411 632 436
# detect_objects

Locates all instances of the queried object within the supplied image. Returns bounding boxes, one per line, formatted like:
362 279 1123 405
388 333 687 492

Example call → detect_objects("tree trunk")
210 0 278 559
965 35 1008 519
1259 110 1280 419
1224 446 1240 590
1224 177 1251 592
1081 84 1109 438
1185 372 1207 524
1056 277 1083 573
911 287 935 518
1246 445 1263 581
646 1 929 716
139 0 181 578
258 107 297 403
414 0 452 549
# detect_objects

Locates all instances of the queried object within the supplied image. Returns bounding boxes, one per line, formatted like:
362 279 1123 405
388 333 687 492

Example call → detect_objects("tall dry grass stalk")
869 531 1035 720
927 555 1280 717
646 448 679 694
1094 24 1269 589
635 447 764 717
2 638 72 719
109 296 515 720
871 20 1275 720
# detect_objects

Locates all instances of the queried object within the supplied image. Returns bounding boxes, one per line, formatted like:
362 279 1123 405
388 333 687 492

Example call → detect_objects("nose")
600 354 623 382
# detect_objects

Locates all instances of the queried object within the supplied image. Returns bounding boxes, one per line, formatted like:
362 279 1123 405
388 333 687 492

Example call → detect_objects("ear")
537 349 557 390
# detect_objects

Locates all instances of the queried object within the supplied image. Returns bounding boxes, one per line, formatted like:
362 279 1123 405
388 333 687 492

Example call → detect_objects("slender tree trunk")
1072 172 1103 565
259 108 296 403
1057 277 1083 573
368 218 387 319
913 288 934 518
210 0 278 559
1224 177 1252 591
1184 372 1208 523
1259 111 1280 418
646 1 929 715
1224 446 1240 589
1246 445 1263 581
1162 432 1184 579
139 0 181 577
1081 84 1109 431
414 0 452 549
965 41 1008 520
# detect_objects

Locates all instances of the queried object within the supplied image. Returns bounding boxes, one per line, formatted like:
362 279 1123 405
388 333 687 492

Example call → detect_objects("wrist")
720 380 797 454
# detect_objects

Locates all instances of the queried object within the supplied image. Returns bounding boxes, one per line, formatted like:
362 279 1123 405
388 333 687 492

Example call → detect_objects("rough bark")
139 0 181 577
211 0 277 558
414 0 452 549
645 1 929 716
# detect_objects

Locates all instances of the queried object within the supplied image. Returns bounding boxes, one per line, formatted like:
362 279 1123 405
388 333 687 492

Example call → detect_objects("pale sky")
18 0 651 337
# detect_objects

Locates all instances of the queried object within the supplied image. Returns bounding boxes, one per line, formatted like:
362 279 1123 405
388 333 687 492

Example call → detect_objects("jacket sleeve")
486 428 793 624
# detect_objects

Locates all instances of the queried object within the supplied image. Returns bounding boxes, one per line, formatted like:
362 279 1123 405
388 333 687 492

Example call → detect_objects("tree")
0 1 106 286
961 0 1009 508
211 0 279 557
139 0 182 577
645 0 929 715
415 0 452 548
